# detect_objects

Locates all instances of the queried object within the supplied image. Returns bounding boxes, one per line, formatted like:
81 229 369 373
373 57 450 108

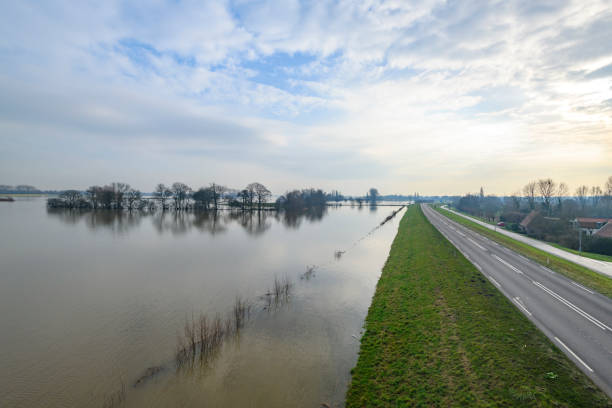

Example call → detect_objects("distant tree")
537 178 556 215
99 186 115 209
171 182 191 210
126 189 142 210
556 182 568 212
575 185 589 211
523 181 537 210
111 182 130 209
60 190 82 208
605 176 612 208
192 187 213 209
86 186 102 209
210 183 227 209
510 191 521 210
591 186 602 208
369 188 379 203
252 183 271 210
154 183 172 210
237 189 249 210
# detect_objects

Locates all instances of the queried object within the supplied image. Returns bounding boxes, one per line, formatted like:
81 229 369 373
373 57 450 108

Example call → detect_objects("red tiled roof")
594 223 612 239
520 210 539 228
576 218 610 229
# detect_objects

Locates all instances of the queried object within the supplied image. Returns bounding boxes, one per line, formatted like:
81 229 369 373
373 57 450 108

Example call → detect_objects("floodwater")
0 198 404 407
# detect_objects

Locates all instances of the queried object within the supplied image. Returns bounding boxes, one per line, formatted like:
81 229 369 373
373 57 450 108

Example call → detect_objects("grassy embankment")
346 205 611 407
435 206 612 299
447 206 612 263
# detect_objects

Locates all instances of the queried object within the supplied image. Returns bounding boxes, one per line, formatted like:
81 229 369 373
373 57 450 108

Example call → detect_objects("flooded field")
0 198 404 407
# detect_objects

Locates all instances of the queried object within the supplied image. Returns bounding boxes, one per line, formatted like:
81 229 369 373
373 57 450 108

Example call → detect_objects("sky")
1 0 611 196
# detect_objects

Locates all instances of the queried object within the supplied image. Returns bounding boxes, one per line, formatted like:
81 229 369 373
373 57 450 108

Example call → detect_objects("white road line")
488 275 501 288
533 281 611 331
456 230 466 237
554 337 594 373
571 282 595 294
473 262 482 271
467 238 485 251
512 297 532 316
492 255 524 275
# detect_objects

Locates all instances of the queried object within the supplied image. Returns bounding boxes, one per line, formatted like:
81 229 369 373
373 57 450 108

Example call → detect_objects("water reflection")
46 207 328 236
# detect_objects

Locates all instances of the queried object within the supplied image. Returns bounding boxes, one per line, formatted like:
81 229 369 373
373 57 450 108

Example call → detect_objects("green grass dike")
345 205 611 407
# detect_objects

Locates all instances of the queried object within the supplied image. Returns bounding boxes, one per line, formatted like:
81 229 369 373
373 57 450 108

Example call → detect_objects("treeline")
47 181 346 212
453 176 612 255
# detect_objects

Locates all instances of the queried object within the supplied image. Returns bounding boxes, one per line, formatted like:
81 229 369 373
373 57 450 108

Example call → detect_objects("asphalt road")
422 204 612 398
441 205 612 278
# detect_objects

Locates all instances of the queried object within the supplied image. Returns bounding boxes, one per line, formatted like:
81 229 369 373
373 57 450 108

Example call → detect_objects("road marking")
473 262 482 271
467 238 485 251
554 337 594 372
533 281 611 331
571 282 594 294
492 255 524 274
456 230 466 237
512 297 532 316
488 275 501 288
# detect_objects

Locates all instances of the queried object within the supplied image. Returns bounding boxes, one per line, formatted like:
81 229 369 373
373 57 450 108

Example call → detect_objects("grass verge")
435 206 612 299
346 205 611 407
447 206 612 263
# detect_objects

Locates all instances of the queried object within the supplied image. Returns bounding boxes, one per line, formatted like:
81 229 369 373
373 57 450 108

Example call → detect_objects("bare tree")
237 189 249 210
172 182 191 210
537 178 556 215
523 181 537 210
575 185 589 210
556 182 568 211
605 176 612 208
210 183 227 209
111 182 130 209
591 186 602 208
247 182 271 210
154 183 172 210
510 191 521 210
126 189 142 210
86 186 102 209
60 190 82 208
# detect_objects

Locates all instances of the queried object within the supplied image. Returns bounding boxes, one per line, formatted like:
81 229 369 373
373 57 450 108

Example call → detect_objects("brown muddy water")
0 198 405 407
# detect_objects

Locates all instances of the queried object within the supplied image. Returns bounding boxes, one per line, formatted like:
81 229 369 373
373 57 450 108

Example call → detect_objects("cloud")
0 0 611 194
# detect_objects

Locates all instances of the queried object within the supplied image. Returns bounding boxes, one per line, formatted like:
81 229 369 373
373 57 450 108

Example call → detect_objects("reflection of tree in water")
277 206 327 229
46 208 143 235
47 207 329 235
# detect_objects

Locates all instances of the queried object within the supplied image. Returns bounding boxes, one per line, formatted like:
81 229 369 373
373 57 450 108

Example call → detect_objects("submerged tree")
172 182 191 210
154 183 172 210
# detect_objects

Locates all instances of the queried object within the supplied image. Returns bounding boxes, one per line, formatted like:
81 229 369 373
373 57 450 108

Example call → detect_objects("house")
572 217 611 236
594 222 612 239
519 210 539 233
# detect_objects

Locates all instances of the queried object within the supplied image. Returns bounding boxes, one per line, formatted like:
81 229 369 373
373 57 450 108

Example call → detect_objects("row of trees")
519 176 612 216
452 176 612 256
48 181 344 212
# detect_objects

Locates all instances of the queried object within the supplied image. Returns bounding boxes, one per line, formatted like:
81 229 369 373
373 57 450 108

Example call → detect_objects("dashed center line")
533 281 611 331
492 255 524 275
467 238 485 251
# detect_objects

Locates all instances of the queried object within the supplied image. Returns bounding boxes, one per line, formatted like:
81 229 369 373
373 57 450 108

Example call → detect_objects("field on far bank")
435 206 612 299
346 205 611 407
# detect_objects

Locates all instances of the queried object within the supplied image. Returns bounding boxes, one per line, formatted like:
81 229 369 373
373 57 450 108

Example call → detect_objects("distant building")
594 222 612 239
572 217 611 236
519 210 539 234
